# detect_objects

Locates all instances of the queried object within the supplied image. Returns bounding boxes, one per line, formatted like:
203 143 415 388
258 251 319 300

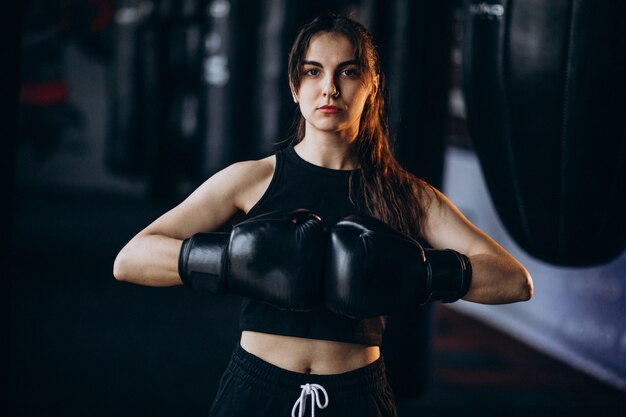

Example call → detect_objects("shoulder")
419 185 465 232
419 186 501 256
209 154 275 190
185 155 275 206
419 186 477 250
221 155 276 187
223 155 277 212
139 155 277 237
205 155 276 198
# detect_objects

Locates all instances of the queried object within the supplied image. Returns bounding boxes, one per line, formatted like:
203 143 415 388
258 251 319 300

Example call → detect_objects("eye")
304 68 319 76
340 68 358 77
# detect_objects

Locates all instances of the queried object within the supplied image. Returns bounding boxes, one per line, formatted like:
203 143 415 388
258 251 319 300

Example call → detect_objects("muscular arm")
421 188 533 304
113 158 274 287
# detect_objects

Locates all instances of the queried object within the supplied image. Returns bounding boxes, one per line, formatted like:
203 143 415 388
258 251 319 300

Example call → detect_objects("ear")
372 75 379 95
368 75 379 104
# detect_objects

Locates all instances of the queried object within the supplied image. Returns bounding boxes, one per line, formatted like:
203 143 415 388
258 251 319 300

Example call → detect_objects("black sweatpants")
208 344 397 417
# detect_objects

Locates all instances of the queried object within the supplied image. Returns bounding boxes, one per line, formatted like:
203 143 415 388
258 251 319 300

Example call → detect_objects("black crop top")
238 145 386 346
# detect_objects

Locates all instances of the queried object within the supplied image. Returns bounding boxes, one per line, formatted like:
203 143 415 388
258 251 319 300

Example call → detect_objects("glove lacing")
291 383 329 417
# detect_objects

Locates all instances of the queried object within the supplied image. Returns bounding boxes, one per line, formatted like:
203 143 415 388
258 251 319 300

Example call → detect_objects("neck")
295 132 359 170
294 121 361 169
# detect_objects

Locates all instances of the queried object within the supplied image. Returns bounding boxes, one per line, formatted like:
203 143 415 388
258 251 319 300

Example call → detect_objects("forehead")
304 32 355 62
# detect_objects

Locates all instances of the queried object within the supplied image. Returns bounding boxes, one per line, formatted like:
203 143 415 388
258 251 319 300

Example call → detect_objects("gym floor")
8 187 626 417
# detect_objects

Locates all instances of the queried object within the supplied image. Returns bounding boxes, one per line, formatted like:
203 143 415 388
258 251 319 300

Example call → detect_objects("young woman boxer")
114 14 533 417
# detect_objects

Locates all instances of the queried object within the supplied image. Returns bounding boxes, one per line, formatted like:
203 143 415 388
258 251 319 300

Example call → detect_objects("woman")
114 14 533 417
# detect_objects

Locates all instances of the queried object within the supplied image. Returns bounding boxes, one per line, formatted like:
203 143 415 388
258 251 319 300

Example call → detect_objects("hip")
209 342 396 417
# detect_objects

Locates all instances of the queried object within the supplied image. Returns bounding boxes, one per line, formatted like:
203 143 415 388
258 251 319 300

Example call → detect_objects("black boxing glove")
178 209 326 311
325 215 472 318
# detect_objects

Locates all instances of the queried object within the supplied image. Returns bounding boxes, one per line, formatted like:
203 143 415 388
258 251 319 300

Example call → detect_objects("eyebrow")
303 59 359 68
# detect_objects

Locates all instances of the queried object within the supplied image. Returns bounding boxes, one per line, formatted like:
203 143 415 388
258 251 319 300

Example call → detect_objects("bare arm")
422 188 533 304
113 158 274 287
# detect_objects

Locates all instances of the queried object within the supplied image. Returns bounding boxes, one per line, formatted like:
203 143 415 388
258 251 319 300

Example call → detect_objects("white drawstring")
291 383 329 417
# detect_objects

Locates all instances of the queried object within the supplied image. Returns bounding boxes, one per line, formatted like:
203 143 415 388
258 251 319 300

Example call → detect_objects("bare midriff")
240 331 381 375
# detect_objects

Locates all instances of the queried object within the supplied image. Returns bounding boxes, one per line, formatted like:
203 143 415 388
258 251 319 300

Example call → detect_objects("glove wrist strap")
424 249 472 303
179 233 230 292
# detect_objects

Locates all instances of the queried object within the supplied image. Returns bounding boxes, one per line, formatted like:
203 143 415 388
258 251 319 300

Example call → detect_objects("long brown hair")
288 14 433 239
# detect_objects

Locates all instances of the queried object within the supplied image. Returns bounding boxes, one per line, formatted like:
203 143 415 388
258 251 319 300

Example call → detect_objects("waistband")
227 343 389 398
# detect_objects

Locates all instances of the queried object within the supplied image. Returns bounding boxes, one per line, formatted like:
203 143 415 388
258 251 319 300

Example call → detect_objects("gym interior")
4 1 625 416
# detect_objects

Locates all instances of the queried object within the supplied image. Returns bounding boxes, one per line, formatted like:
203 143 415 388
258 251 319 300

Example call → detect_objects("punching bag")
360 0 456 399
462 0 625 266
366 0 455 188
198 0 261 175
159 0 204 184
249 0 296 159
107 0 152 177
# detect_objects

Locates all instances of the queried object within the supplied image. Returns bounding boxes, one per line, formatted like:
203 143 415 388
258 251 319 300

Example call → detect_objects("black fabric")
238 145 386 346
462 0 626 266
208 344 397 417
246 146 364 224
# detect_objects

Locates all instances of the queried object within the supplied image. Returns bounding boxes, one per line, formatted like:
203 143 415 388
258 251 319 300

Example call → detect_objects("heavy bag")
360 0 455 399
249 0 302 159
107 0 153 177
159 0 204 187
198 0 260 176
462 0 625 266
364 0 455 188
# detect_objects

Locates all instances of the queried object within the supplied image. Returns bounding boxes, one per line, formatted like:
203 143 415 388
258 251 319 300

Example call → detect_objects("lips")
318 105 342 114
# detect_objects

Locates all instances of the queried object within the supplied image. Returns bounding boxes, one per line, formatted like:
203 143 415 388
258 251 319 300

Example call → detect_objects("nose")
322 75 338 98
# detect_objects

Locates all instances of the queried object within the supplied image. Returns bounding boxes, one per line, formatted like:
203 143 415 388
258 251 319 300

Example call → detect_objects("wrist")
178 233 230 292
423 249 472 303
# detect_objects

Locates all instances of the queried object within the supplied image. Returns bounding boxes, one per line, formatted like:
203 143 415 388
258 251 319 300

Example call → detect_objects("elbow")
517 268 533 302
113 251 131 282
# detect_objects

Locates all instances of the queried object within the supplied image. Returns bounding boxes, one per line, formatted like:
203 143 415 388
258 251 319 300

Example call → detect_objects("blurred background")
6 0 626 416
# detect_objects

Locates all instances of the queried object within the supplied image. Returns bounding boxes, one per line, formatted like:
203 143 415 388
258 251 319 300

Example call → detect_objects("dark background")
6 0 626 416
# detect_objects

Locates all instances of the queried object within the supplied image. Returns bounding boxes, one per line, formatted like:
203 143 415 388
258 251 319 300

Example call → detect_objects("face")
292 32 377 140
